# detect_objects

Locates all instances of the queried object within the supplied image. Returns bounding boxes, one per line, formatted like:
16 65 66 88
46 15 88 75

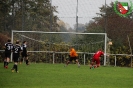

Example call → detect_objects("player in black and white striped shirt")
11 40 22 73
21 41 29 65
4 39 13 68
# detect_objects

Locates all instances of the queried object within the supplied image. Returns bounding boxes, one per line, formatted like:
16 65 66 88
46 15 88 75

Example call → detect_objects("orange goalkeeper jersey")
70 48 78 57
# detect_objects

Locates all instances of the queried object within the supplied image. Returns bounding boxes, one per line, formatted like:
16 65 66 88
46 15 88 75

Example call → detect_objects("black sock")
6 62 9 66
21 58 23 62
4 61 6 67
14 65 18 72
16 65 18 72
12 64 15 70
26 60 28 65
5 62 8 67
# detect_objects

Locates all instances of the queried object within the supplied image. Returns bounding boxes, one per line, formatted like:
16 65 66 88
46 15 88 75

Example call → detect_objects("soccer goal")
11 30 107 66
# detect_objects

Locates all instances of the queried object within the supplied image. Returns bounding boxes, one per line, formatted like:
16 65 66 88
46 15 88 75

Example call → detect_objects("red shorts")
92 57 100 64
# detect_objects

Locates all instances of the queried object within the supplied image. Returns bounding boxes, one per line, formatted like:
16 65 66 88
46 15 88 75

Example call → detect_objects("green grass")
0 63 133 88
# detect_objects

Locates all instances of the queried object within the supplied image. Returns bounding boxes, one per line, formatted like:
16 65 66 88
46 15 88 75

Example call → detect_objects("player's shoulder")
15 44 21 47
8 42 13 44
5 42 9 45
72 48 76 52
99 50 103 53
72 48 75 50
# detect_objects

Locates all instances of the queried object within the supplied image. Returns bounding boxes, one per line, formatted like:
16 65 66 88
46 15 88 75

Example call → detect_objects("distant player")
21 41 29 65
4 39 13 68
65 47 80 67
11 40 22 73
90 49 104 69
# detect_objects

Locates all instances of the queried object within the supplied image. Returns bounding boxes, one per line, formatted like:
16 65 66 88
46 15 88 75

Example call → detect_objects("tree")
0 0 10 32
84 2 133 66
85 2 133 51
0 0 60 54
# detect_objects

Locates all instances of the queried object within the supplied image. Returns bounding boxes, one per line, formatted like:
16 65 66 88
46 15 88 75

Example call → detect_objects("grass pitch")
0 63 133 88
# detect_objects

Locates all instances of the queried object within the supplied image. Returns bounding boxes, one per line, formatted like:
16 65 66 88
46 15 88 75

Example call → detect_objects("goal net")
11 30 107 65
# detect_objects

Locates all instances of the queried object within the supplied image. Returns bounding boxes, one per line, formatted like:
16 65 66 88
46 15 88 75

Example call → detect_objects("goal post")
11 30 107 66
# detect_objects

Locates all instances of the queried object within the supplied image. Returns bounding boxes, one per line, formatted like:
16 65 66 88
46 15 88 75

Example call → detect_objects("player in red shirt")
90 49 104 69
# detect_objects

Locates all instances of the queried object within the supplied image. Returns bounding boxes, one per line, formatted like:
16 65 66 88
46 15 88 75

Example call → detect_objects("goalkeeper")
90 49 104 69
65 47 80 67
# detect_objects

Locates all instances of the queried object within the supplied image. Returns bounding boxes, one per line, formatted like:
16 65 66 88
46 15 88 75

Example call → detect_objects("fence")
0 50 132 67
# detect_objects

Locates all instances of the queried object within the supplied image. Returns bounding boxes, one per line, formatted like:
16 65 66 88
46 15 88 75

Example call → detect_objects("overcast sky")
52 0 131 28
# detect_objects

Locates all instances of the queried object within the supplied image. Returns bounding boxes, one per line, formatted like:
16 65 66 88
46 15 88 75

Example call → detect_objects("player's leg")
16 56 19 73
75 57 80 67
11 55 15 72
4 53 7 68
96 59 100 68
76 60 80 67
11 63 15 72
96 64 100 67
6 57 10 67
5 56 10 69
66 58 71 66
12 62 18 73
20 53 24 64
12 56 19 73
23 53 29 65
12 55 16 72
90 58 95 69
11 64 15 72
15 62 18 73
20 57 23 64
65 56 72 66
4 52 10 68
64 60 69 67
4 58 6 68
26 57 29 65
66 60 70 65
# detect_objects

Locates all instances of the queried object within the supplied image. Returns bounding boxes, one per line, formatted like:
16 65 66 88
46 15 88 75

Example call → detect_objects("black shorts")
69 57 77 61
21 52 27 57
13 54 19 62
5 51 11 58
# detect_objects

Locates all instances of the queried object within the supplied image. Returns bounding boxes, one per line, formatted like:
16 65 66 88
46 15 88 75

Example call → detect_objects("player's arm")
102 51 104 55
11 44 13 52
20 46 23 52
70 50 73 56
100 51 104 57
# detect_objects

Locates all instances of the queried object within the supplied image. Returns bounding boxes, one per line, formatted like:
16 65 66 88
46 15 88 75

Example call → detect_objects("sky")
52 0 131 28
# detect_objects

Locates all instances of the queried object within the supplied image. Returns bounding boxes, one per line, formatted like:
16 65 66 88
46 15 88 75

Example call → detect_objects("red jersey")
93 50 104 59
